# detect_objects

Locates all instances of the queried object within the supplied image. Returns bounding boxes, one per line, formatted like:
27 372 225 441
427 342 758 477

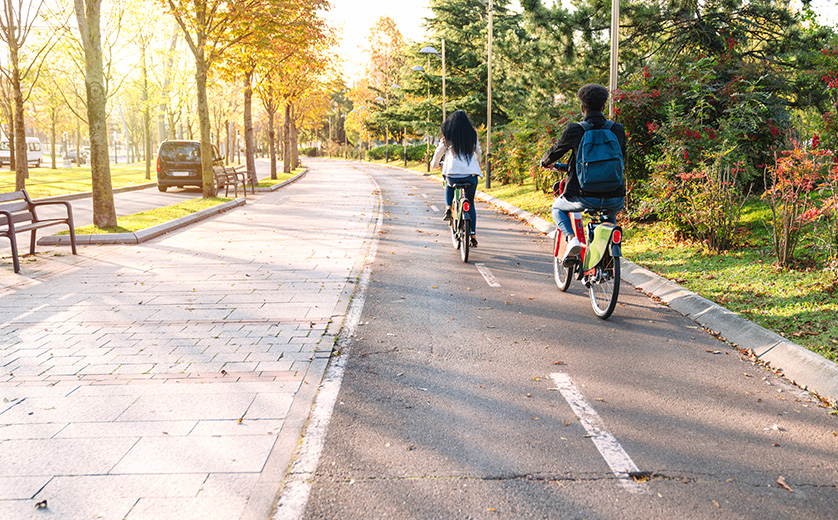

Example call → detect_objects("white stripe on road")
550 373 647 494
475 263 500 287
272 176 384 520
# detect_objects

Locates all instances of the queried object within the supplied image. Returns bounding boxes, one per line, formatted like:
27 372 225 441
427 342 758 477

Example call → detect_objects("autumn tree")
365 16 405 93
161 0 259 197
0 0 58 188
30 64 68 169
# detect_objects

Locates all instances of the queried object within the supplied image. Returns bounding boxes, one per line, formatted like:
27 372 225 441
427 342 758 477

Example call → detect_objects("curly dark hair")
577 84 609 113
441 110 477 160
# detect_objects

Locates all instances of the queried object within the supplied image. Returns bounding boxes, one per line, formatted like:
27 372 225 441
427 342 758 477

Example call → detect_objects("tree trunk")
76 116 82 167
290 105 299 169
194 57 215 198
50 112 57 169
143 43 151 179
75 0 117 227
268 109 276 180
8 122 15 171
158 27 179 142
283 102 291 173
243 72 257 185
11 47 29 189
224 119 230 165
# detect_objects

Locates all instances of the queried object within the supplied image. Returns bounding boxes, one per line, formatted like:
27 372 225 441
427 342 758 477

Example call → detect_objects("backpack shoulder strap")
577 121 591 131
603 120 614 130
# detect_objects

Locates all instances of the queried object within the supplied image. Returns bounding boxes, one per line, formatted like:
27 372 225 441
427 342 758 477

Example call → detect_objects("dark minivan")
156 140 223 192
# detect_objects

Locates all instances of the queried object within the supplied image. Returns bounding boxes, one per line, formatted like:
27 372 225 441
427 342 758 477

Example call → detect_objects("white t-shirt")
431 137 483 178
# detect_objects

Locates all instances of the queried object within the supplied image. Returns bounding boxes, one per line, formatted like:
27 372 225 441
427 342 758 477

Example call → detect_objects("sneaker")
470 235 478 247
562 235 582 265
443 207 452 221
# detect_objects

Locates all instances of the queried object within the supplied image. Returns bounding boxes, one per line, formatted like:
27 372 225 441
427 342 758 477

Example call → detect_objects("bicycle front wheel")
553 234 573 291
460 219 470 263
588 254 620 319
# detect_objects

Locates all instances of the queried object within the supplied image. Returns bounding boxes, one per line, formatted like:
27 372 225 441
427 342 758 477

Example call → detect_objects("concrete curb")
385 162 838 405
37 198 247 246
254 168 309 192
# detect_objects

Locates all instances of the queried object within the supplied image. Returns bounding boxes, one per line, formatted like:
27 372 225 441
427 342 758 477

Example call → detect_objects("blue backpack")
576 120 624 193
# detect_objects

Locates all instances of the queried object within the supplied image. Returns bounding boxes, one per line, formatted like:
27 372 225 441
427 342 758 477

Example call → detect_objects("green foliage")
368 144 426 161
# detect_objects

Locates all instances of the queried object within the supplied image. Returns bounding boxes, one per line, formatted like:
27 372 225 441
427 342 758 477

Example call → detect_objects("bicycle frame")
448 180 472 262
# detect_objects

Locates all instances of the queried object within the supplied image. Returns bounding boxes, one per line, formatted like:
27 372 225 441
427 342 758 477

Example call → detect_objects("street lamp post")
343 111 347 159
486 0 493 189
609 0 620 118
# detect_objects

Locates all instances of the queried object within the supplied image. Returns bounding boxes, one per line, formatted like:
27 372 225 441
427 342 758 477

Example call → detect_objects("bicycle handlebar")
543 162 568 172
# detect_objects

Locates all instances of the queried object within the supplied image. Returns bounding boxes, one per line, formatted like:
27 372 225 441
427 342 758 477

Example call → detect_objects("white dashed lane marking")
475 263 500 287
550 372 647 494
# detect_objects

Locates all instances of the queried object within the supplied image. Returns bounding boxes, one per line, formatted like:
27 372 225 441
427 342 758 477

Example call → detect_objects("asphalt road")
299 161 838 520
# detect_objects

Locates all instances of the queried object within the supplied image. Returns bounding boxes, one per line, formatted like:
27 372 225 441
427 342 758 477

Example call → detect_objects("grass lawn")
0 163 154 199
256 167 303 187
69 198 232 234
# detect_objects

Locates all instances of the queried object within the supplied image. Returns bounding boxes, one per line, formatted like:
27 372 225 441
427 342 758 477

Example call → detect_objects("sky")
324 0 838 84
322 0 434 84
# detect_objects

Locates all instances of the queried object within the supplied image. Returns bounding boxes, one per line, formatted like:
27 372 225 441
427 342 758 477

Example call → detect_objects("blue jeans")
445 175 478 234
552 195 624 236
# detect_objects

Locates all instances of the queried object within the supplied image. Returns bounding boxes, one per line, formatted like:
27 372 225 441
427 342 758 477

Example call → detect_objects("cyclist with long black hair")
431 110 483 247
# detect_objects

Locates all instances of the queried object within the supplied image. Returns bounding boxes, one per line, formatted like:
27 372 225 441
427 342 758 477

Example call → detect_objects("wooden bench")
230 165 256 195
212 166 250 198
0 189 77 273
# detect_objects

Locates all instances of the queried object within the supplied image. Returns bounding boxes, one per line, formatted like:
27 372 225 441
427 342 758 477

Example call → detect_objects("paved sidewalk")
0 161 380 519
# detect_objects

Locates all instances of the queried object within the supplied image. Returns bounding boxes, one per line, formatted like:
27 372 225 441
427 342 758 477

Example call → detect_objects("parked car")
0 137 43 167
156 140 224 192
63 149 89 164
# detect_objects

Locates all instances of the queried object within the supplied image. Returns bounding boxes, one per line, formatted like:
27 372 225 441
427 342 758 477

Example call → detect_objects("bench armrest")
0 208 15 233
29 200 74 218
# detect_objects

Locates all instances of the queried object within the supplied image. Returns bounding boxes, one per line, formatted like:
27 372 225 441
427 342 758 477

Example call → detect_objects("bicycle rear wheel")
553 233 573 291
588 254 620 319
460 219 470 262
450 217 460 249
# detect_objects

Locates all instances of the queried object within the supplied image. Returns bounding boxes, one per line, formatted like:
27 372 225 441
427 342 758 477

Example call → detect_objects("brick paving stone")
0 162 378 519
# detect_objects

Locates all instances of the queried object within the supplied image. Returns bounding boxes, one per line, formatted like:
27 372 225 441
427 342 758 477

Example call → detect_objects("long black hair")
441 110 477 161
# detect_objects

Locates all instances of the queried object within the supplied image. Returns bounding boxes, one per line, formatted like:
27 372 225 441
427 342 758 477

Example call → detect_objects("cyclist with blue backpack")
540 83 626 264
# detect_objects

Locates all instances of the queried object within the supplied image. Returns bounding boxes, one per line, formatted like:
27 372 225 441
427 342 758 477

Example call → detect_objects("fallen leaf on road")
706 350 722 354
776 476 793 492
35 500 47 509
712 500 720 508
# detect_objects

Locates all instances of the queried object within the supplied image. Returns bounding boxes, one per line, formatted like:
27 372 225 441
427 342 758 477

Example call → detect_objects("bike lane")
0 160 380 520
294 161 838 519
